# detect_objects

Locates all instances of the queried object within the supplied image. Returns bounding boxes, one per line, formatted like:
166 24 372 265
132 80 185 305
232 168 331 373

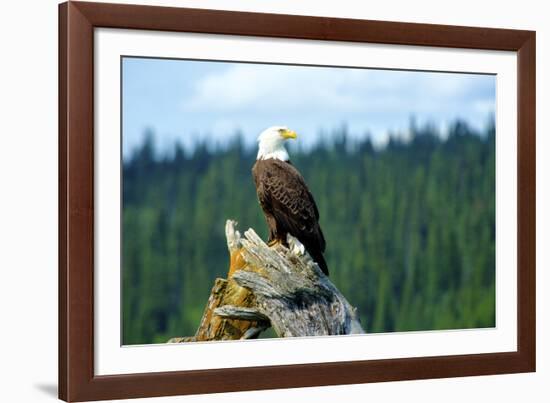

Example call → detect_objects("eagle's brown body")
252 158 328 275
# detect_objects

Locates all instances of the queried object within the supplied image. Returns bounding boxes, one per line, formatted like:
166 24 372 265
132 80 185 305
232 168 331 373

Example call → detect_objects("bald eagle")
252 126 329 275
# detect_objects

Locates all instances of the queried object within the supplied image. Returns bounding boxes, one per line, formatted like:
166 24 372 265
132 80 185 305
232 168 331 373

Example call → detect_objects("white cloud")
175 63 495 149
182 64 397 113
182 64 492 116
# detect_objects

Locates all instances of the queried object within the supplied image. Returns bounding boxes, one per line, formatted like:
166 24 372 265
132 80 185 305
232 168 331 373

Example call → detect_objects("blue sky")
122 57 495 158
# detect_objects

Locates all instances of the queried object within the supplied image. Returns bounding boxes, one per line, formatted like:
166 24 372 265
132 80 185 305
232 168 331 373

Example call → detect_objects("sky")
122 57 495 158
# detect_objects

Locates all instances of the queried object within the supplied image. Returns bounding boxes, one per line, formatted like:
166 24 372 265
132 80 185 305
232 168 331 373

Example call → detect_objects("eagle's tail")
310 249 329 276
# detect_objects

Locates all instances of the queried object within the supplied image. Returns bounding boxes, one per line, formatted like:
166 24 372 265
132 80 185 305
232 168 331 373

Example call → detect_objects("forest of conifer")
122 121 495 345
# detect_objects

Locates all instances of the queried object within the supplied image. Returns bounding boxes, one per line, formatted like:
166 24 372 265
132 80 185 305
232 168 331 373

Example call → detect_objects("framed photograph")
59 1 536 401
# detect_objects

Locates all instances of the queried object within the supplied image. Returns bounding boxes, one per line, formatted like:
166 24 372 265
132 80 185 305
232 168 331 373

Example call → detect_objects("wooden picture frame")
59 1 536 401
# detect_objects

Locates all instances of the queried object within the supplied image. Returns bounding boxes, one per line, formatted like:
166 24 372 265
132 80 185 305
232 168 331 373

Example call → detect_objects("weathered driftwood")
168 220 363 343
167 221 261 342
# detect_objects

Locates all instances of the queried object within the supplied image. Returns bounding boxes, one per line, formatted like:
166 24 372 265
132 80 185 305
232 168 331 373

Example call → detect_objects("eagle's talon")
267 239 280 247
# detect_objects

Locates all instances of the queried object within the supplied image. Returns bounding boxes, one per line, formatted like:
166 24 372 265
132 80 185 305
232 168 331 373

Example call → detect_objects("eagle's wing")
257 159 325 252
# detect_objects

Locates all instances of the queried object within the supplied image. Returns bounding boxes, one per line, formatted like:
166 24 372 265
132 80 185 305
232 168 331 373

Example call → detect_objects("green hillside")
122 121 495 345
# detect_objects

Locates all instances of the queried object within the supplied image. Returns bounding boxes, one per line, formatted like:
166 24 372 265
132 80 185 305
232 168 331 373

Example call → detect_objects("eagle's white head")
256 126 297 161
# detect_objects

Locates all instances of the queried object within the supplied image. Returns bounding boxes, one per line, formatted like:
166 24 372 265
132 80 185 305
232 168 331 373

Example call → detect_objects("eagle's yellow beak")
281 129 297 140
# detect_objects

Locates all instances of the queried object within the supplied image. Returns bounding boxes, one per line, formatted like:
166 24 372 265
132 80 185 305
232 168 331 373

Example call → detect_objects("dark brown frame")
59 1 536 401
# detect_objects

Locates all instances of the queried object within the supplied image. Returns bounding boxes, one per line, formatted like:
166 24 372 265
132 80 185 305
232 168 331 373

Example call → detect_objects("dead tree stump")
168 219 363 343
